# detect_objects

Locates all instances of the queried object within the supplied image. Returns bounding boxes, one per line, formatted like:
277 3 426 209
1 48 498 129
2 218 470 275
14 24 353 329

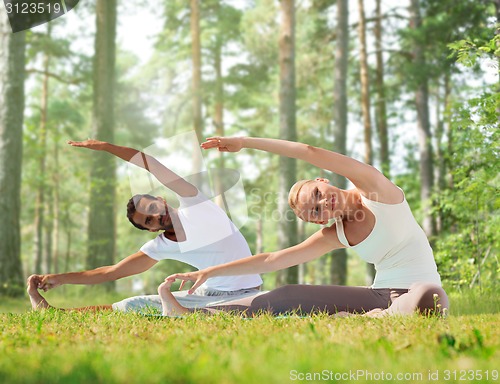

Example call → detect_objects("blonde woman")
161 137 448 317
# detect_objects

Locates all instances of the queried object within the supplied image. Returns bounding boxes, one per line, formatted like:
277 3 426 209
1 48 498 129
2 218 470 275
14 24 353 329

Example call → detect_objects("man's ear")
315 177 330 184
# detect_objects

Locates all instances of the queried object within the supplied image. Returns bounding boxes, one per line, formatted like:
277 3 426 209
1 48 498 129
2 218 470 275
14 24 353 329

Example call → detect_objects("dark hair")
126 194 156 230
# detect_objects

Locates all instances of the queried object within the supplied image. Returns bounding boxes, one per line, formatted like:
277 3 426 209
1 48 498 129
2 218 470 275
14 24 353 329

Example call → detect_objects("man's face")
132 196 171 232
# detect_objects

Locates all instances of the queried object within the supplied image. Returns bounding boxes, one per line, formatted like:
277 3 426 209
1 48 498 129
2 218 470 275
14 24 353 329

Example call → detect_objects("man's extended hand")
68 139 108 151
27 274 61 292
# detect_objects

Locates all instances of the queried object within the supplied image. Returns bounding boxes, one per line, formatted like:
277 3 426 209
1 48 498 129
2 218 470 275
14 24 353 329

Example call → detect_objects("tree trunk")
276 0 298 286
357 0 376 284
435 76 449 234
374 0 390 177
330 0 349 286
191 0 203 143
52 137 60 273
213 1 227 210
87 0 117 291
33 24 51 274
496 0 500 124
0 12 26 296
45 192 53 273
410 0 435 238
358 0 372 166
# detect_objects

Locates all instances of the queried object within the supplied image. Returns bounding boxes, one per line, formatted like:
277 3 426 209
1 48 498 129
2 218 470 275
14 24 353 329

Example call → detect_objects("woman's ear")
315 177 330 184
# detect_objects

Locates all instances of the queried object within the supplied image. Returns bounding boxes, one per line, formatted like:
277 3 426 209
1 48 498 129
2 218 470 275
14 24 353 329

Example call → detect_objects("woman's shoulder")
358 174 404 205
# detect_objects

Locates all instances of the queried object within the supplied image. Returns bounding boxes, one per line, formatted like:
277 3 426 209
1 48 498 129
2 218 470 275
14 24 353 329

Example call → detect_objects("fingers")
167 273 200 294
200 137 221 150
188 279 203 295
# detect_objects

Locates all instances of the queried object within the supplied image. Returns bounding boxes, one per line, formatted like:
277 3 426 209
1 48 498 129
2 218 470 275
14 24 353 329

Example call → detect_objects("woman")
161 136 449 317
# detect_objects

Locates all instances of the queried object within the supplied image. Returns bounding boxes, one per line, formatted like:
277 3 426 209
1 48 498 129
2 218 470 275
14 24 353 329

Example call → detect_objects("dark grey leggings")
206 282 449 316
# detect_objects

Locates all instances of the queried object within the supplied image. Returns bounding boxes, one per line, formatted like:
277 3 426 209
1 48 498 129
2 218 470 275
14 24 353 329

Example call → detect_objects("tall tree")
374 0 390 177
410 0 435 238
191 0 203 142
33 24 52 274
357 0 376 284
276 0 298 286
0 13 26 296
87 0 117 285
357 0 372 166
330 0 349 285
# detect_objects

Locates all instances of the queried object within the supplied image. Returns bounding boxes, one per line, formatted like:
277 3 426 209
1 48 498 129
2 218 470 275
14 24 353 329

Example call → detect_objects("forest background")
0 0 498 302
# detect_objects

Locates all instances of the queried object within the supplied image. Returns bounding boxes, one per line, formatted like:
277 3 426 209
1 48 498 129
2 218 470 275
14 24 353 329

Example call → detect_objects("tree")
275 0 299 286
374 0 390 177
409 0 435 238
330 0 349 285
357 0 376 284
32 24 52 274
87 0 117 286
357 0 372 167
191 0 203 142
0 13 26 296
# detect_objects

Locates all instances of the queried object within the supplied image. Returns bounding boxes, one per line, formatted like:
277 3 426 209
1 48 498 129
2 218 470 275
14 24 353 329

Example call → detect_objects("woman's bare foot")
158 279 189 316
334 311 354 318
26 275 51 310
363 308 387 318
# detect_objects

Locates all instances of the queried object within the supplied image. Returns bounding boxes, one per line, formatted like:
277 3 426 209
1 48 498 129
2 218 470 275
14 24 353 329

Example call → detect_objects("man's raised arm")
68 139 198 197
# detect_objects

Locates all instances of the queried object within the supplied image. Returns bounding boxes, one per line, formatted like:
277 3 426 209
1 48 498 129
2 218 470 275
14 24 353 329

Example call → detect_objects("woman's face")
294 179 343 224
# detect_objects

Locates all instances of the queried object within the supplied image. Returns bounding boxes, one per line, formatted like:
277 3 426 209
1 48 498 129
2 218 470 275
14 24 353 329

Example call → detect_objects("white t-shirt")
335 191 441 289
140 191 262 291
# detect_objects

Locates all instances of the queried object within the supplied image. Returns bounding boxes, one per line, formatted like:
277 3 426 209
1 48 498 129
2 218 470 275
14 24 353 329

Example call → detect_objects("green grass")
0 290 498 384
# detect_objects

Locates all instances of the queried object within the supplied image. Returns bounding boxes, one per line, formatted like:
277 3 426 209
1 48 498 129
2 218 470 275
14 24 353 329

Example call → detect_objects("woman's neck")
341 189 363 221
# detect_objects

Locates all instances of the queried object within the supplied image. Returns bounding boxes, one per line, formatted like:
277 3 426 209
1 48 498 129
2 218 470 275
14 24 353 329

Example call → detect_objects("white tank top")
335 191 441 289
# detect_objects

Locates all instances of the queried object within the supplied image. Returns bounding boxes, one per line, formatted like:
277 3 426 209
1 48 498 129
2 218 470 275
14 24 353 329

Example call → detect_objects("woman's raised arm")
202 137 399 200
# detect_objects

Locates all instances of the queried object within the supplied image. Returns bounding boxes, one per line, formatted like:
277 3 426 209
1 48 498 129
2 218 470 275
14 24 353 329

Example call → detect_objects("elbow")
303 144 320 161
264 252 288 273
104 265 122 281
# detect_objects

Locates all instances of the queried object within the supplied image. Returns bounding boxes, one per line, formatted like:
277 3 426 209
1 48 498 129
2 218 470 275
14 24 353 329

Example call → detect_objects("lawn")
0 289 498 384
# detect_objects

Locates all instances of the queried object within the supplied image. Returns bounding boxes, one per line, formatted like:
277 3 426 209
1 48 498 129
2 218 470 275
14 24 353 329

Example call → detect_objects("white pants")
112 287 263 313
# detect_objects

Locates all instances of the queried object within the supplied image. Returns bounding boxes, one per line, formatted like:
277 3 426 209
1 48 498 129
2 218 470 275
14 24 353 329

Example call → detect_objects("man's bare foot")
158 279 189 316
27 275 51 310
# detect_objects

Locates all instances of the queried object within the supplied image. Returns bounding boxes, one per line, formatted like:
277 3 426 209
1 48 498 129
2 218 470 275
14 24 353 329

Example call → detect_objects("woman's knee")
412 283 449 315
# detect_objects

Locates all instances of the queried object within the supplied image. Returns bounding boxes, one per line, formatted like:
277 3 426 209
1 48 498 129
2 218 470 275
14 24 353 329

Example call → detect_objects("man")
28 139 262 313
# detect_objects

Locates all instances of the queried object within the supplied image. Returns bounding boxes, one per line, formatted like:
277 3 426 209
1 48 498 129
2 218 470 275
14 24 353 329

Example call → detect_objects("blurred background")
0 0 498 303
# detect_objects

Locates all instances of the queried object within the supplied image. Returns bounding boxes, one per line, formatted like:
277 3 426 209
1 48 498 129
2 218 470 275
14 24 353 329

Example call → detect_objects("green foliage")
434 90 499 290
448 33 500 67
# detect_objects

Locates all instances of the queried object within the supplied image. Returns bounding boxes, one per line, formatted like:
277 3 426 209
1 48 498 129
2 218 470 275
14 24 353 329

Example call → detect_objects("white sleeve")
140 235 175 261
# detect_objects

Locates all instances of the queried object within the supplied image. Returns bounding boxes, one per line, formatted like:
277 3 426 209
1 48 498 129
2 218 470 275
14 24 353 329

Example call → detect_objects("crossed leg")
206 283 449 317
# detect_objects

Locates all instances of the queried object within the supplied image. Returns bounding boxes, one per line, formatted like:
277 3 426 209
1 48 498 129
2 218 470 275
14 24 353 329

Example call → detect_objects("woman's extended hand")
68 139 108 151
200 137 244 153
167 270 209 294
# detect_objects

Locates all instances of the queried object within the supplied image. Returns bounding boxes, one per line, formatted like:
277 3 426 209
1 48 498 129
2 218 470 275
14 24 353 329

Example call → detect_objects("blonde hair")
288 179 313 220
